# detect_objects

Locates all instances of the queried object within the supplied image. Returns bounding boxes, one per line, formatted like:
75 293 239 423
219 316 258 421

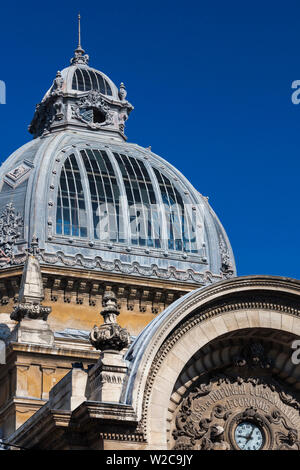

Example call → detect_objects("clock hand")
242 426 255 449
247 426 255 441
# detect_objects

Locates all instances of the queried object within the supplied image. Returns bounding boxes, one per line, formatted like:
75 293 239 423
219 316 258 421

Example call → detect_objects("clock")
234 421 264 450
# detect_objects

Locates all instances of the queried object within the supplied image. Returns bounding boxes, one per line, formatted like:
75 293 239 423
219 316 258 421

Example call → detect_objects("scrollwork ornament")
71 91 114 129
276 429 300 450
233 342 272 369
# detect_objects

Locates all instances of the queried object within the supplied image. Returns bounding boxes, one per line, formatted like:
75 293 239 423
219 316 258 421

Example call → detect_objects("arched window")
113 153 161 248
72 68 112 96
153 169 198 253
80 148 124 243
56 154 87 237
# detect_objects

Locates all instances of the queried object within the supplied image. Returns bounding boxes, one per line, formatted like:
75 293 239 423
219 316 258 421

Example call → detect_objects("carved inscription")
171 378 300 450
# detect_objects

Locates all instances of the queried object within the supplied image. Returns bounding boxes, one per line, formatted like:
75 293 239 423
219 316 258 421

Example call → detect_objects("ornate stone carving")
276 429 300 450
4 161 33 189
70 47 89 66
219 235 234 277
173 385 232 450
90 291 130 351
0 203 23 263
51 71 65 121
266 409 300 449
171 374 300 450
71 90 114 129
11 302 51 322
233 343 272 369
52 70 64 92
28 235 40 256
39 250 223 284
201 425 230 450
118 82 127 101
29 71 66 137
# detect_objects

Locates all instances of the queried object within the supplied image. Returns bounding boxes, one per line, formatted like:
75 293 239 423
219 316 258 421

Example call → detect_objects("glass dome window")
72 68 112 96
56 154 87 237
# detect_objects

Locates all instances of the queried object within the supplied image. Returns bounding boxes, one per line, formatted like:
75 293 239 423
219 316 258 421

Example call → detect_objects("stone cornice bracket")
10 242 52 322
89 290 130 352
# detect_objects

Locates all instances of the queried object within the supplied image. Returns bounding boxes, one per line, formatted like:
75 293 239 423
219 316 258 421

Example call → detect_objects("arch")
123 275 300 448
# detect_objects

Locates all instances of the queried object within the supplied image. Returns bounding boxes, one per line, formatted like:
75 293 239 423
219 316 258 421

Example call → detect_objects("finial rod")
71 13 89 66
78 13 81 49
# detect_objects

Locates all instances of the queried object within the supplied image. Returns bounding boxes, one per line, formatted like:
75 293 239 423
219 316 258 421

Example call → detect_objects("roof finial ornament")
70 13 89 66
78 12 82 49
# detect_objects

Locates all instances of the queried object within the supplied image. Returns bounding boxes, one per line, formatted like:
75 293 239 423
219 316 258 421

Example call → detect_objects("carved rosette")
89 290 130 351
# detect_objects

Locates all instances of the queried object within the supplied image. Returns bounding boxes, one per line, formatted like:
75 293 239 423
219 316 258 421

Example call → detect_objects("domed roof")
0 130 235 284
42 64 119 102
29 38 133 141
0 26 236 285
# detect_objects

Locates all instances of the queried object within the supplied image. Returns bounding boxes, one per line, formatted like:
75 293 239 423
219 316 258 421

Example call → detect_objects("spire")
70 13 89 66
78 12 82 49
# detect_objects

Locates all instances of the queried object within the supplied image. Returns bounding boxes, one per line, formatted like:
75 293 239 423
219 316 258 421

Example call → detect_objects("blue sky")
0 0 299 278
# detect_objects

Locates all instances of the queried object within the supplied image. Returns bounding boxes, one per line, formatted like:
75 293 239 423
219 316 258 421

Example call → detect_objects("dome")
42 65 119 101
29 42 133 141
0 35 236 286
0 131 235 284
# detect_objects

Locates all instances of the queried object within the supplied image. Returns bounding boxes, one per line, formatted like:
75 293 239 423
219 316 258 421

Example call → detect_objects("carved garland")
0 248 223 283
138 299 300 438
38 250 223 283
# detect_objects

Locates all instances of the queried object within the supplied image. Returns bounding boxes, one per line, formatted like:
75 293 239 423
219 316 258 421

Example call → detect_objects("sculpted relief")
171 376 300 450
170 341 300 451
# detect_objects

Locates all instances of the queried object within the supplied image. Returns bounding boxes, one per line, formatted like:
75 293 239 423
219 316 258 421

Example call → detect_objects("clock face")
234 421 264 450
